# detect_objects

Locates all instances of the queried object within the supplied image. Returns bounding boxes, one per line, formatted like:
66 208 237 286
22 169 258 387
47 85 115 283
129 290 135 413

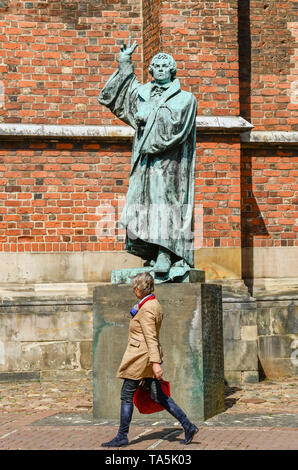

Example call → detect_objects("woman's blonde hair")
131 272 154 297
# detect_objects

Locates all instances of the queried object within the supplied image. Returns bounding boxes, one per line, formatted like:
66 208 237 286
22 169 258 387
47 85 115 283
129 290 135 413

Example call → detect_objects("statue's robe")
98 57 197 267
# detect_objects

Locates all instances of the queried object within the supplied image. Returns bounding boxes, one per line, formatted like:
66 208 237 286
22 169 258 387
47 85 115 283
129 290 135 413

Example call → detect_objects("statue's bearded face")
150 58 172 84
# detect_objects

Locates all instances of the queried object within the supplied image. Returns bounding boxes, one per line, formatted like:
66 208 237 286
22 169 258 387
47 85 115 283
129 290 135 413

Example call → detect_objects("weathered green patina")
98 38 197 277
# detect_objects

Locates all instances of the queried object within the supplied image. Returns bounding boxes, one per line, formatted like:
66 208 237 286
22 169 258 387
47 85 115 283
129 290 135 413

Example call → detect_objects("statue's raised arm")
98 35 141 128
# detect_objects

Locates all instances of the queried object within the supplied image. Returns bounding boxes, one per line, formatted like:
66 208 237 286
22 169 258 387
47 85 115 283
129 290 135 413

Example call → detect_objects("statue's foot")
172 258 189 268
153 248 172 273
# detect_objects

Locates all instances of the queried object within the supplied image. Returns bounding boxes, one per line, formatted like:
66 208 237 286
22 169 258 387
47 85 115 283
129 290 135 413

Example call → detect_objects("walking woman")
102 272 198 447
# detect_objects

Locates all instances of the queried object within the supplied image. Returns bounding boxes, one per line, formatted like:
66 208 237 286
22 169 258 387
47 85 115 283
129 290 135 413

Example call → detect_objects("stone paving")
0 377 297 450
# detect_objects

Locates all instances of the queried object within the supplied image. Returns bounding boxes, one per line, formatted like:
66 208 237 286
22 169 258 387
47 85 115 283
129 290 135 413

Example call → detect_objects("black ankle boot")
162 397 198 445
180 422 199 445
101 402 134 448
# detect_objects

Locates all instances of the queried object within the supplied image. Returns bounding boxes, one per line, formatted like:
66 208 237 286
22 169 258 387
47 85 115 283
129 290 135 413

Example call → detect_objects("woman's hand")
152 362 163 380
119 35 138 60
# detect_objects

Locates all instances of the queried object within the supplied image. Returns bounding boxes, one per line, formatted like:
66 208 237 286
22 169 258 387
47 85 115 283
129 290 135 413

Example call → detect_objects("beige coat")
116 298 163 380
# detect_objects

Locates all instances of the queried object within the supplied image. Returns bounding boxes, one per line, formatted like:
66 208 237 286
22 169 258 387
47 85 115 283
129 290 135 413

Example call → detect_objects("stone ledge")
1 123 297 147
0 116 253 141
196 116 253 133
0 124 135 141
241 131 298 147
250 277 298 299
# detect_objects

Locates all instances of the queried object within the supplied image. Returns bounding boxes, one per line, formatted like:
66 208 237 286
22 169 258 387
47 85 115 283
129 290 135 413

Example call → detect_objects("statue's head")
149 53 177 84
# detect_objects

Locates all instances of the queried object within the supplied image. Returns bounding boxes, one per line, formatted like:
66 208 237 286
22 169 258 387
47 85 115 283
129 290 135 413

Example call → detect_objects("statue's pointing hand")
120 35 138 59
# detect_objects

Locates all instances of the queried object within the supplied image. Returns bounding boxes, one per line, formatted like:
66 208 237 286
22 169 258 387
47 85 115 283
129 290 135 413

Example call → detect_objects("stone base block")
224 371 259 385
93 283 224 421
222 291 259 384
258 335 298 378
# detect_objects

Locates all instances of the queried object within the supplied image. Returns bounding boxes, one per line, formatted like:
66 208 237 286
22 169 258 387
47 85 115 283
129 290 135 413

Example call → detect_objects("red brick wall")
0 140 130 252
0 136 243 252
239 0 298 131
0 0 142 126
157 0 240 116
2 0 296 128
0 0 242 124
241 149 298 247
0 142 296 252
196 135 241 248
142 0 161 79
0 1 297 256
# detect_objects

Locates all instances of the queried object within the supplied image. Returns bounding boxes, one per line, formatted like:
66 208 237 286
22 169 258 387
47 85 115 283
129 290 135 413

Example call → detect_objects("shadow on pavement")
224 385 242 410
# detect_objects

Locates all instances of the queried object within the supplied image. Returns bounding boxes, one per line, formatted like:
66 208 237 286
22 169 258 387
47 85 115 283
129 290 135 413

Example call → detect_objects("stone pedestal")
93 283 224 421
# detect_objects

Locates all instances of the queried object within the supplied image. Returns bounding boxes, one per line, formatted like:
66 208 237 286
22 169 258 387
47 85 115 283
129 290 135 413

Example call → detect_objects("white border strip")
0 121 296 146
0 116 253 140
241 131 298 145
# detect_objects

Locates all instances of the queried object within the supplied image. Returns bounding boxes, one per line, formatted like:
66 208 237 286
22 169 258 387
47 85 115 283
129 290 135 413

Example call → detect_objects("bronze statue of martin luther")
99 36 197 275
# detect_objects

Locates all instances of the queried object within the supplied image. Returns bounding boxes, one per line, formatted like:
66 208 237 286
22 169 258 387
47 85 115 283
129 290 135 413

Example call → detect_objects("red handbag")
133 379 171 414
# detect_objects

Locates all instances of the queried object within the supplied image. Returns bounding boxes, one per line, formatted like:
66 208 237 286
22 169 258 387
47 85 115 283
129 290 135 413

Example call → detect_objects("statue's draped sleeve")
98 57 140 129
140 93 197 156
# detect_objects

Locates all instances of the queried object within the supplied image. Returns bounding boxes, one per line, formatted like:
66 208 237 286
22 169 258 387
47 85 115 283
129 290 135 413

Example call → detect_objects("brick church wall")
0 0 296 270
239 0 297 131
0 0 142 126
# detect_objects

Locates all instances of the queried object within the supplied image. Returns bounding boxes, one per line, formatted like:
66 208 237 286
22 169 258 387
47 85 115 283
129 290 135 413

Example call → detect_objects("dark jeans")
120 378 196 440
121 378 169 407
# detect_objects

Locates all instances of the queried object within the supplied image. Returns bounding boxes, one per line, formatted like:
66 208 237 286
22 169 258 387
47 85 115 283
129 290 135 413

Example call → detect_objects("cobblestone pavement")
0 377 297 450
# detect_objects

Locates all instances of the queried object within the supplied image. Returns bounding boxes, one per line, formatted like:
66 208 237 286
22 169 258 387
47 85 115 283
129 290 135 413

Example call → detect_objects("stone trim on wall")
1 121 297 147
241 131 298 147
0 116 253 141
0 248 296 285
0 252 143 283
196 116 253 133
0 124 135 141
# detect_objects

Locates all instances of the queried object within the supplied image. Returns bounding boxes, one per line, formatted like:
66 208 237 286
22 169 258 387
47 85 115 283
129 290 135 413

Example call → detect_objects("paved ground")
0 377 297 451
